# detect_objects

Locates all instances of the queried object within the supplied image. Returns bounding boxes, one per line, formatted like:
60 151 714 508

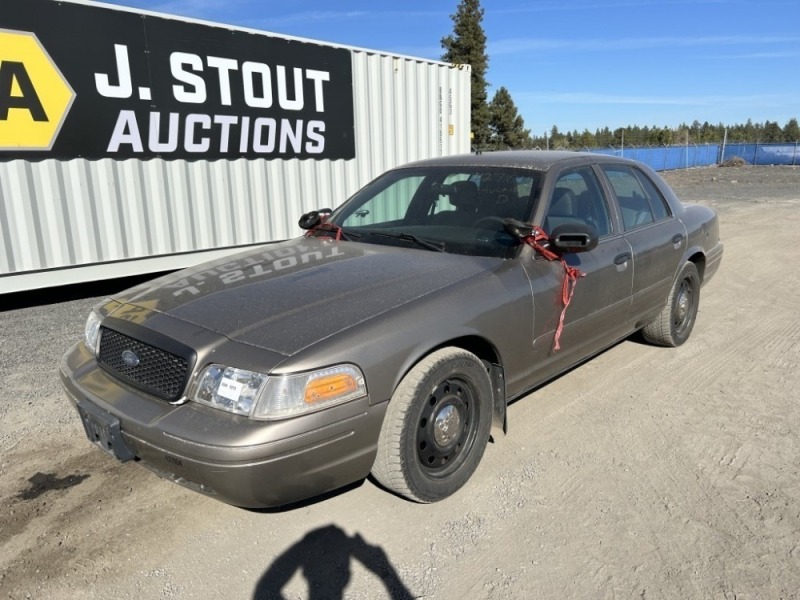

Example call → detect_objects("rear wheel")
642 261 700 347
371 348 493 503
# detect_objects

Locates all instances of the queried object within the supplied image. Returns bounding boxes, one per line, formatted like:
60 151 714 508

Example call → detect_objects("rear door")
598 164 686 325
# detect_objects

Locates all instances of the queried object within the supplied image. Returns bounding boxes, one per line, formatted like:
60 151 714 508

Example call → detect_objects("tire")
642 261 701 347
371 347 493 503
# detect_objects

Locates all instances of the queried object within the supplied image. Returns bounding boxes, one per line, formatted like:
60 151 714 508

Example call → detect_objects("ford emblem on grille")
121 349 140 368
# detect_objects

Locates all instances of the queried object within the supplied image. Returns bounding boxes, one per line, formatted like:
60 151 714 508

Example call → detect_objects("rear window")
601 165 671 231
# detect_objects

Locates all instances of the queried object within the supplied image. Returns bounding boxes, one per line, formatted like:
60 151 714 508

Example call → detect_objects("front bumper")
60 342 386 508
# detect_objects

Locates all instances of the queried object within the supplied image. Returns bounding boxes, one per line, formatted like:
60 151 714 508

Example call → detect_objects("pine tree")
549 125 566 148
578 129 595 148
488 86 532 149
763 120 783 142
784 118 800 142
441 0 491 149
657 127 673 145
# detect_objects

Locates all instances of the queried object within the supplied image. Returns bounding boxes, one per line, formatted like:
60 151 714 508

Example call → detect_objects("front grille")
98 327 190 401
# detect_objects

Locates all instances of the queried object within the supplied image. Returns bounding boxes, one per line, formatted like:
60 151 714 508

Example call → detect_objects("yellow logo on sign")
0 29 75 150
113 300 160 325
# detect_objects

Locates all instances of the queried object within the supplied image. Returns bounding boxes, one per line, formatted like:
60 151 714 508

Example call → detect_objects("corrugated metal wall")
0 52 470 283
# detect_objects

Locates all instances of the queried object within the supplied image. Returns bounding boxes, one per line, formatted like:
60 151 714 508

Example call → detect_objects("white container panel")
1 35 470 292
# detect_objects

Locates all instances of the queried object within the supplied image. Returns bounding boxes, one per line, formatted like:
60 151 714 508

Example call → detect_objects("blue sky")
101 0 799 136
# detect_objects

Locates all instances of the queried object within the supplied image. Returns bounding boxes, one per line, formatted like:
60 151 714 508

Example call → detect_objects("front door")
524 166 634 383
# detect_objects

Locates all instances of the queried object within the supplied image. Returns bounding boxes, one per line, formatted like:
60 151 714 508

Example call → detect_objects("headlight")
84 309 103 355
84 298 118 355
252 364 367 420
192 363 367 420
193 365 267 416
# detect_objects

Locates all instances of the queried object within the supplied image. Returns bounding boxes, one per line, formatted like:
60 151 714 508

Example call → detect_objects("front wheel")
371 348 493 503
642 261 701 347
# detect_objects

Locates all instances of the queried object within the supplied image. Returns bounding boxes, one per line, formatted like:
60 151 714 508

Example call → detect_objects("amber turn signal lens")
304 374 358 404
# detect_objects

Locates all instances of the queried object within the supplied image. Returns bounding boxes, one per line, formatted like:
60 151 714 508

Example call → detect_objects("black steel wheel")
642 261 701 347
371 348 493 503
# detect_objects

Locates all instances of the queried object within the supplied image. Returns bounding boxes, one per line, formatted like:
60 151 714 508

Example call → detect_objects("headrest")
550 187 576 214
450 180 479 210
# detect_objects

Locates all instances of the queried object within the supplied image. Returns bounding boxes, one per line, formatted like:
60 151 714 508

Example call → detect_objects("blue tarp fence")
721 143 800 166
582 142 800 171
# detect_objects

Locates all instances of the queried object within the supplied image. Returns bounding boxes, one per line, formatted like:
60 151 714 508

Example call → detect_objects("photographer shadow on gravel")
253 524 414 600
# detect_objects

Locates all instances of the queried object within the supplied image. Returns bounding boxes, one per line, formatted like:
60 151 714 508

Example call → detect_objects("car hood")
113 237 495 356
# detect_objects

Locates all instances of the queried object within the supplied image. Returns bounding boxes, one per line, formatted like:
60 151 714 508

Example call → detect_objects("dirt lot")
1 165 799 600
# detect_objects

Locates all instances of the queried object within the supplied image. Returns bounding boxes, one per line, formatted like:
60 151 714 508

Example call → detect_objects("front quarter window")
544 168 612 237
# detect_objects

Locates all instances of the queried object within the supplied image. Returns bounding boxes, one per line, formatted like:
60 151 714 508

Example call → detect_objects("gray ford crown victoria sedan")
60 151 723 508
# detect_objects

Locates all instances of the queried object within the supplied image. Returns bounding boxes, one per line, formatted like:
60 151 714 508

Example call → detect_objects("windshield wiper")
307 224 361 241
366 230 445 252
336 228 362 241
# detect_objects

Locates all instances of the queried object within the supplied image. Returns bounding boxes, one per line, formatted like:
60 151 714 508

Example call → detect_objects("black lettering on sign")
0 61 48 121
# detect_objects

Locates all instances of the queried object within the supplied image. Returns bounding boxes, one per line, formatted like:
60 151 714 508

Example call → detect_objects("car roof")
398 150 638 171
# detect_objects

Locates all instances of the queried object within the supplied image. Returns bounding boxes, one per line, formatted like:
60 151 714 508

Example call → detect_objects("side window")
341 176 424 226
601 165 669 230
633 170 672 221
545 167 612 237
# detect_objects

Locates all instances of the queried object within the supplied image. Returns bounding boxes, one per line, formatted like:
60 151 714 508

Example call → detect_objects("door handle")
672 233 684 244
614 252 631 265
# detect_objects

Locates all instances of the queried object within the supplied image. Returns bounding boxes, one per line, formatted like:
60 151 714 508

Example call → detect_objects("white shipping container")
0 0 471 293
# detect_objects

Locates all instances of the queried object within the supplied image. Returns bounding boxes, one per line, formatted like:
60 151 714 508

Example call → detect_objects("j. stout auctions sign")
0 0 355 160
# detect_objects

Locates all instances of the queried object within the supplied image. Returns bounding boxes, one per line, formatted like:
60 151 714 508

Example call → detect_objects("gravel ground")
1 165 799 599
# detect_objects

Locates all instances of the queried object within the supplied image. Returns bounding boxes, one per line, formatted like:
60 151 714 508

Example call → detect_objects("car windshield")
326 166 543 258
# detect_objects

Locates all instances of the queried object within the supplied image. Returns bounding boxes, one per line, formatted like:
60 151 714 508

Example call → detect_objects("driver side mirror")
548 222 598 253
503 219 598 253
298 208 333 230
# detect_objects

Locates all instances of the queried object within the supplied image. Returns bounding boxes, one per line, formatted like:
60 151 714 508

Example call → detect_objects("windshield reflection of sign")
113 300 159 323
167 244 346 296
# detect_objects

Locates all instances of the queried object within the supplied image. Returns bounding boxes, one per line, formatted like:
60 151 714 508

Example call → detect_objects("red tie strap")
303 213 343 241
522 226 585 352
